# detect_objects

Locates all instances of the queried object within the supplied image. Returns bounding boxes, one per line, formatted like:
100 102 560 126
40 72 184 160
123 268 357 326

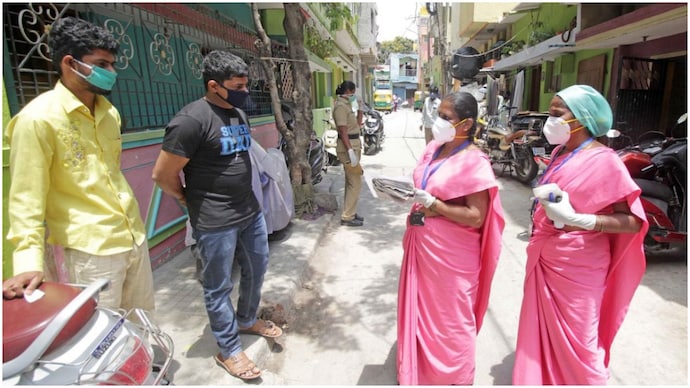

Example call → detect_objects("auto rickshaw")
414 90 428 112
373 89 393 112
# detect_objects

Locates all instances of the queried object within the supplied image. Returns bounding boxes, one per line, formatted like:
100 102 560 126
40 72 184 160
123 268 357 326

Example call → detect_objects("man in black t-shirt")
152 50 281 381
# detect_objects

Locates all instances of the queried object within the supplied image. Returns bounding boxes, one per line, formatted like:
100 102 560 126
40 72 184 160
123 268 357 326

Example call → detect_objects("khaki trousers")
63 240 155 313
336 145 363 221
424 126 433 144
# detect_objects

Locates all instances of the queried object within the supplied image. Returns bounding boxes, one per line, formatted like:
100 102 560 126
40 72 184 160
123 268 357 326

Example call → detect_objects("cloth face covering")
345 94 359 113
72 59 117 91
217 84 249 108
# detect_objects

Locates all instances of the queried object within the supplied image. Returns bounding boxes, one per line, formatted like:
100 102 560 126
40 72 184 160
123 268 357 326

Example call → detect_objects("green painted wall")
312 108 331 138
511 4 577 48
204 3 256 31
536 48 614 112
263 9 287 39
502 4 614 112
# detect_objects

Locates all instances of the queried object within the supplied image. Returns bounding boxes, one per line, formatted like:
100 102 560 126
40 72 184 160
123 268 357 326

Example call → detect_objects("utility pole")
435 4 448 94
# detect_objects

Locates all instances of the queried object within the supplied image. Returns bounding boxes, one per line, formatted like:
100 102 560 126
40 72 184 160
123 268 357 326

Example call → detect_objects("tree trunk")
251 3 317 217
282 3 314 187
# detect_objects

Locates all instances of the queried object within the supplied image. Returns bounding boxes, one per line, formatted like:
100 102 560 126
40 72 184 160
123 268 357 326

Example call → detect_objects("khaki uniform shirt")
333 96 361 152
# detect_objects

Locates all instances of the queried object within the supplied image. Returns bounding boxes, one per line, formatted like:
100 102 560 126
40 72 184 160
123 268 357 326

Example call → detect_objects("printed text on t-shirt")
219 124 251 155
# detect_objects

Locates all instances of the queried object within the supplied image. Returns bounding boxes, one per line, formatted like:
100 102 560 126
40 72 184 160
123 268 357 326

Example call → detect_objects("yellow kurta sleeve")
5 108 54 273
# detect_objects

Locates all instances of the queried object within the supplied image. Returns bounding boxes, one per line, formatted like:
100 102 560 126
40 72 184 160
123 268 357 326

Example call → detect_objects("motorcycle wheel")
513 146 539 184
364 143 375 155
327 153 340 167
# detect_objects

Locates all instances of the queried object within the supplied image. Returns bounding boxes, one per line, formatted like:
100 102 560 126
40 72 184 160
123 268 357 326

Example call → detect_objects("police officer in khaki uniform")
333 81 364 227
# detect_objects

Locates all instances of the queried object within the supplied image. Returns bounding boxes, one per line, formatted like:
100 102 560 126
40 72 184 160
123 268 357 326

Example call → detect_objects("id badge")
409 211 425 226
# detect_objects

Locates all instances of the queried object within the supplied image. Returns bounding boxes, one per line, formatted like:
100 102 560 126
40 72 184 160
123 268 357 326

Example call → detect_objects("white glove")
413 189 436 208
348 148 359 167
533 183 564 228
539 191 596 230
533 183 563 204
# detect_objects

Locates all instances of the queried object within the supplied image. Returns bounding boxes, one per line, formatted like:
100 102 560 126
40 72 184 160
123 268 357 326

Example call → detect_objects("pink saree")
513 146 648 385
397 145 505 385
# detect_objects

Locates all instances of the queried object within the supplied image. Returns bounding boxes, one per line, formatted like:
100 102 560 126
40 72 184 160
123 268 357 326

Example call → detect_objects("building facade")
419 2 686 141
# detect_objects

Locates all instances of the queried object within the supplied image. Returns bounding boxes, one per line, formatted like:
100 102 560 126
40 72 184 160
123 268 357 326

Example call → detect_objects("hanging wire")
452 24 531 58
259 57 309 63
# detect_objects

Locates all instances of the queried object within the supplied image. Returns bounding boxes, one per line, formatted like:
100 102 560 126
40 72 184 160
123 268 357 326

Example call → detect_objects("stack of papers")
365 174 415 203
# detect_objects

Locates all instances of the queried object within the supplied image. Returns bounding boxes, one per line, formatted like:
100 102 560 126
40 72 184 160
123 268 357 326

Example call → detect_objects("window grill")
4 4 70 108
615 57 665 141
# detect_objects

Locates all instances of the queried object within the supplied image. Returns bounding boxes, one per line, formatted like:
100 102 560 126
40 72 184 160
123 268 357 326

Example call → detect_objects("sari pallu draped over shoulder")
513 146 648 385
397 145 505 385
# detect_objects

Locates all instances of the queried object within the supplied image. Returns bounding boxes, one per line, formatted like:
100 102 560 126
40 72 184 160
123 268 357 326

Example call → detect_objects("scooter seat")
488 126 512 137
634 178 673 202
3 282 97 362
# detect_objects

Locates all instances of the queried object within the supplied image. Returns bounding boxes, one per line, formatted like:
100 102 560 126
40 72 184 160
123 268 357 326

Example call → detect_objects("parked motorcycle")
476 111 550 184
361 103 384 155
610 114 687 252
321 115 339 168
3 279 173 385
278 103 326 184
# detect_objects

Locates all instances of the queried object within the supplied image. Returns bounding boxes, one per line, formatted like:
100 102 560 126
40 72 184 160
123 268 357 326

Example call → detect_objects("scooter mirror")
606 129 621 138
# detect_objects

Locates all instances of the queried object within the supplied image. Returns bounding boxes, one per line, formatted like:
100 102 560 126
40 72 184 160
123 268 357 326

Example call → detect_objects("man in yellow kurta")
2 17 154 312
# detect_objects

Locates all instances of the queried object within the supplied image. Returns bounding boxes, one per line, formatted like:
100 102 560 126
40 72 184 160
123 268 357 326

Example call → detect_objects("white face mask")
431 118 457 143
543 116 574 145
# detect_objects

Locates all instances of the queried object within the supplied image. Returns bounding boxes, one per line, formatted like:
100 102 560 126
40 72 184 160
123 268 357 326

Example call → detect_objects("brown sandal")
239 319 283 338
214 352 262 380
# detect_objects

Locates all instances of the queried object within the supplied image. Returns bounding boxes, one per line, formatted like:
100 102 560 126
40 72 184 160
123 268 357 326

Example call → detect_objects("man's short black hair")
202 50 249 87
49 17 119 76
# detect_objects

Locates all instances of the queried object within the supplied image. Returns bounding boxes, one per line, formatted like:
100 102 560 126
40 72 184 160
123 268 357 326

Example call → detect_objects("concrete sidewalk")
151 170 340 385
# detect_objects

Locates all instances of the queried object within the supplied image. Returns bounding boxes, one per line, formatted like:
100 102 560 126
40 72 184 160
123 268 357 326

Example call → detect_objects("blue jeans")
193 212 269 358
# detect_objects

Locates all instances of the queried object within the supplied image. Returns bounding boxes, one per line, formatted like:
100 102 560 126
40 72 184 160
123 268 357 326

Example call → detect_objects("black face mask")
217 84 249 108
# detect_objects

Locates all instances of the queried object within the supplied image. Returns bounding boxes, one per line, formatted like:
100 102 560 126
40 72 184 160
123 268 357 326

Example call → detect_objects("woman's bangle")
429 199 439 211
598 215 605 232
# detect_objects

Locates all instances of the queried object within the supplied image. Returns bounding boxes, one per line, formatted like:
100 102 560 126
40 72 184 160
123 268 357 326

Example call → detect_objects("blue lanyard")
539 137 594 185
421 140 470 189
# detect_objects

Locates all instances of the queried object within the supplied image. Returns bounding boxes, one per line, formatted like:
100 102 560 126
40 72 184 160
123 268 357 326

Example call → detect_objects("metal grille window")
615 57 665 141
3 4 70 109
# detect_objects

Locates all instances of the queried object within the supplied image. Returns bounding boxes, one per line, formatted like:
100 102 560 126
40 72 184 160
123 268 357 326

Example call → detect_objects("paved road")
263 109 688 385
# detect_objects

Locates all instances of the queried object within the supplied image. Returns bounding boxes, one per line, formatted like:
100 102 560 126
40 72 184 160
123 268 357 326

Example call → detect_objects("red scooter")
3 279 173 385
609 114 687 252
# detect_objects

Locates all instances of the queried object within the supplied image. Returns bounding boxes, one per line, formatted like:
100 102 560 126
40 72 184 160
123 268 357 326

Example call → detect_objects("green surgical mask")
72 59 118 91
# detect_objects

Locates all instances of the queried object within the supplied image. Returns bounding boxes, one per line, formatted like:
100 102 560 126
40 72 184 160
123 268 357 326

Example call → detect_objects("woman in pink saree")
513 85 648 385
397 92 505 385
